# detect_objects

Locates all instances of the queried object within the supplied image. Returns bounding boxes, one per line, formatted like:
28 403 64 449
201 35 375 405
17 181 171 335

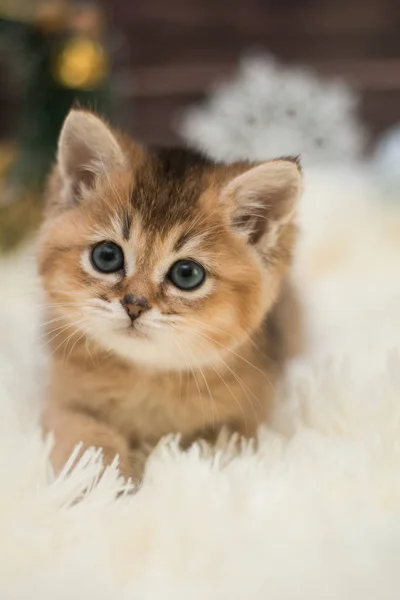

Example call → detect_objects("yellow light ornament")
54 38 108 90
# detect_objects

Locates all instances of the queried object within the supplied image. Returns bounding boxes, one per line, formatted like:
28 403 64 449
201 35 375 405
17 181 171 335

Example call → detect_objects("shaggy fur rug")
0 164 399 599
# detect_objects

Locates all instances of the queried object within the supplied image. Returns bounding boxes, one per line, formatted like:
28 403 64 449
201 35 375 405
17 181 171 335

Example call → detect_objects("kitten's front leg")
42 407 134 482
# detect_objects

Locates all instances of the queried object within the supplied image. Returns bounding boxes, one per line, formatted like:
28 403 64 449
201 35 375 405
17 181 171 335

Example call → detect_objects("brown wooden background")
104 0 400 148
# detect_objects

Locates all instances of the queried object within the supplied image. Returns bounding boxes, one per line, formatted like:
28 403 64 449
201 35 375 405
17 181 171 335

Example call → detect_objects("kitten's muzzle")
121 294 150 322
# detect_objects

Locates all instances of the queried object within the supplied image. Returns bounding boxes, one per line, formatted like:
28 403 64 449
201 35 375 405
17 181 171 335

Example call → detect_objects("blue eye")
168 260 206 291
91 242 124 274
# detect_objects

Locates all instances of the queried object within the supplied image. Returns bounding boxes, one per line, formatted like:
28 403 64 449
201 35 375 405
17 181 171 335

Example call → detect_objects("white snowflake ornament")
178 55 367 165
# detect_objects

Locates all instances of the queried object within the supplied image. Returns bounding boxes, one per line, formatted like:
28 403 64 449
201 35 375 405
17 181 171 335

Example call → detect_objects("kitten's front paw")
44 407 136 484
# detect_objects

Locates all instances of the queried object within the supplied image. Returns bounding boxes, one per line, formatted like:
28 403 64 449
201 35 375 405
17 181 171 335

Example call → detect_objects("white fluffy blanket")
1 164 400 599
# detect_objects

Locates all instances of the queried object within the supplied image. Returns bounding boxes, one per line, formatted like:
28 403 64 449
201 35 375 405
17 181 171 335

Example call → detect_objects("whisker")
58 328 83 362
170 322 274 391
186 324 263 420
40 307 100 328
41 318 88 348
202 354 247 433
184 316 270 360
176 333 218 431
85 332 98 368
180 330 250 430
209 350 262 420
39 315 90 340
65 329 86 365
168 323 224 431
172 335 207 431
65 315 104 365
40 314 74 327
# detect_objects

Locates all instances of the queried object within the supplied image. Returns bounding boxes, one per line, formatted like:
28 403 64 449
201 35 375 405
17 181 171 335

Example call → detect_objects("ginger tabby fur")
38 110 303 482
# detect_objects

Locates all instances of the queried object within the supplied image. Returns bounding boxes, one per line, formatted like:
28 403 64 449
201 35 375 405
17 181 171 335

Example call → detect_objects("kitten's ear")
222 159 302 246
57 110 125 205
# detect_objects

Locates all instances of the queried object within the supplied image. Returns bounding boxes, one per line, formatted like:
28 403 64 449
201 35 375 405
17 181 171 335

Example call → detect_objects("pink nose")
121 294 150 321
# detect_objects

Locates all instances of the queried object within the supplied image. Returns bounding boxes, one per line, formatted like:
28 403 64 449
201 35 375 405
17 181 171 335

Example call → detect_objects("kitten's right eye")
90 242 124 274
168 259 206 291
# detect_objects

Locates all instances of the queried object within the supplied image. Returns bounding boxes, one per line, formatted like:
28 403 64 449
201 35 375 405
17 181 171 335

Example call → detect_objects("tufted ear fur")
57 109 126 206
221 158 302 247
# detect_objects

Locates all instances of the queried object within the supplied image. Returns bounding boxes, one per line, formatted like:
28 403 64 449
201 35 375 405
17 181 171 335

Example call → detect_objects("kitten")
38 109 303 481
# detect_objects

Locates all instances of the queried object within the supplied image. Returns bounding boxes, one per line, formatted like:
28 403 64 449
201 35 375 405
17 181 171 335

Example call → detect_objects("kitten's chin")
122 325 150 340
91 328 222 371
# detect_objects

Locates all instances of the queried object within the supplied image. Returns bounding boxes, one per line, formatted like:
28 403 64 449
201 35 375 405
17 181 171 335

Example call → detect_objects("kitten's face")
38 111 301 370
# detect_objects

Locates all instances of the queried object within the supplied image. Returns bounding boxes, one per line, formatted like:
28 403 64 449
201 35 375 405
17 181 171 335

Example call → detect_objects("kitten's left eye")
91 242 124 274
168 259 206 291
